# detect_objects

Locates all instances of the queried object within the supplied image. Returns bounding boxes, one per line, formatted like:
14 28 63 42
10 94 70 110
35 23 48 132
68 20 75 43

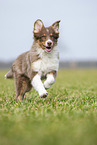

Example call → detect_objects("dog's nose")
47 41 52 46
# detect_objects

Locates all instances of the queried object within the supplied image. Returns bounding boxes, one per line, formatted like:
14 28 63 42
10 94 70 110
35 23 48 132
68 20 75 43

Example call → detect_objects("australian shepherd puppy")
5 19 60 102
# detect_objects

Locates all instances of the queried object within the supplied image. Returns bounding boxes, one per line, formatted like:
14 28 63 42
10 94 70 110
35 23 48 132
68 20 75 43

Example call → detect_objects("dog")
5 19 60 102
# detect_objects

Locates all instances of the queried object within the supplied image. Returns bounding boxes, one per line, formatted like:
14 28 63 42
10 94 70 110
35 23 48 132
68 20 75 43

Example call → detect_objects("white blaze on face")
46 28 49 33
45 28 53 47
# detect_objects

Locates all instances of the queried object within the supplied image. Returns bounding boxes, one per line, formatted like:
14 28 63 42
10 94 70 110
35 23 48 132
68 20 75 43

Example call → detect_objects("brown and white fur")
5 19 60 102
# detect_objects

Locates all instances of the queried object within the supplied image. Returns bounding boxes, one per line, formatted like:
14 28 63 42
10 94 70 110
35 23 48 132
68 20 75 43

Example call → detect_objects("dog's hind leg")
15 75 32 102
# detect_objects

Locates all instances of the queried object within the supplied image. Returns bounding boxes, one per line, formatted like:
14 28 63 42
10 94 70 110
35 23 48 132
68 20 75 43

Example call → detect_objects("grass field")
0 69 97 145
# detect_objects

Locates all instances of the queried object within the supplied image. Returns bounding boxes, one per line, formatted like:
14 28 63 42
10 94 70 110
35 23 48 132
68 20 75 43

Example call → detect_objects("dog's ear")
52 20 61 33
34 19 44 33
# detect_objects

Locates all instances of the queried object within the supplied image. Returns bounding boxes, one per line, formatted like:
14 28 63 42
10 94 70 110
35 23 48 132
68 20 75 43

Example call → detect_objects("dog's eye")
41 34 46 38
40 35 46 41
50 33 58 40
41 35 46 38
50 34 57 39
41 35 46 40
50 35 54 38
50 34 56 39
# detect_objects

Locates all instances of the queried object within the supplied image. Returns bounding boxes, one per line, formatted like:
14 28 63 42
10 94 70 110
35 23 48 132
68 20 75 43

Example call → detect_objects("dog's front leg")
31 74 48 98
44 72 57 89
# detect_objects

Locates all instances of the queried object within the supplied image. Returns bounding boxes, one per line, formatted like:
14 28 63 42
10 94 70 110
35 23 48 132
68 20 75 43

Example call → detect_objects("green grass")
0 69 97 145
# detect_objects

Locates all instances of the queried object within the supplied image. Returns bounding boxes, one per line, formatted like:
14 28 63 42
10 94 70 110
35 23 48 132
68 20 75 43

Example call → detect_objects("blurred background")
0 0 97 68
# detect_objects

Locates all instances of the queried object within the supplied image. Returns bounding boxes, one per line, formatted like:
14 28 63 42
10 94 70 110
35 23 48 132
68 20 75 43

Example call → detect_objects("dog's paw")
39 90 48 98
44 82 51 89
44 75 55 89
44 81 54 89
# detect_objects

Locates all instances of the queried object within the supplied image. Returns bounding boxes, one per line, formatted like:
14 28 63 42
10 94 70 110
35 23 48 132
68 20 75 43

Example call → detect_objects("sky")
0 0 97 61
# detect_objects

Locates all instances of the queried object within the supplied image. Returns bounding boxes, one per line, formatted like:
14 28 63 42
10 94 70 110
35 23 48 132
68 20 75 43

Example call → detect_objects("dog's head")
33 19 60 52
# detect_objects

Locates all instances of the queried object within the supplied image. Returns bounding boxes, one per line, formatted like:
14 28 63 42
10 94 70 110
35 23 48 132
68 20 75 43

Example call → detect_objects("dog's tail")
5 69 13 79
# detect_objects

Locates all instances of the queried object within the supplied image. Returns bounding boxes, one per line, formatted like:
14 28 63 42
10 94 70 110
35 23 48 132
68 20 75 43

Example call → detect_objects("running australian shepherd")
5 19 60 102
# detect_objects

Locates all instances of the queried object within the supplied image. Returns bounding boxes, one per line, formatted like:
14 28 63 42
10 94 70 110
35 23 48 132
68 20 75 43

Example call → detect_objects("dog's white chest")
32 47 59 74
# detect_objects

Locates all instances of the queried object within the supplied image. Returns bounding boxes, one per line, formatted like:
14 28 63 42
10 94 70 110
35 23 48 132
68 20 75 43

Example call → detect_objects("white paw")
39 89 48 98
44 81 52 89
44 74 55 89
44 79 55 89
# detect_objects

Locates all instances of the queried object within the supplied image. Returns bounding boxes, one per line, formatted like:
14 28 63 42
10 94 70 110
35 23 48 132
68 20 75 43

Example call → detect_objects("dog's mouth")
43 45 52 52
